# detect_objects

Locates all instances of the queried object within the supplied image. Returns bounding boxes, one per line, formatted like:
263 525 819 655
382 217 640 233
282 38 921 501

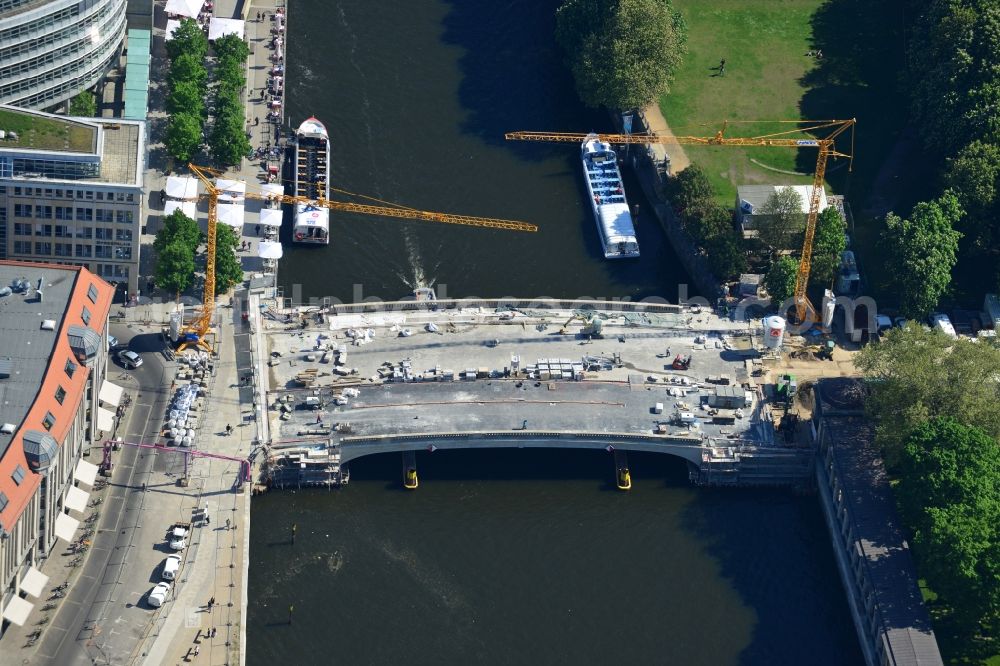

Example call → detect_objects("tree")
755 187 804 253
166 19 208 62
167 80 204 117
208 107 250 166
764 256 798 306
154 209 201 256
213 34 250 64
169 52 208 89
165 112 203 162
896 418 1000 629
882 192 963 319
155 239 196 297
856 325 1000 462
69 91 96 117
665 164 713 216
555 0 687 109
943 140 1000 251
908 1 1000 156
810 207 847 288
213 224 243 294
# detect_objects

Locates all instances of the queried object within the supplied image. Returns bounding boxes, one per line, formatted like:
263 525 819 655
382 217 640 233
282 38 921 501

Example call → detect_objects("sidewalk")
140 296 255 666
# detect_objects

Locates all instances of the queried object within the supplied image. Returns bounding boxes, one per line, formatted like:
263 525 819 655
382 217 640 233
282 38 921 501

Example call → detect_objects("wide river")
249 2 863 664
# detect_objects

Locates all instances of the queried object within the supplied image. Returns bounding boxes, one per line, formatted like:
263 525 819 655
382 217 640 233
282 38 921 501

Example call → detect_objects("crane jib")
796 140 819 146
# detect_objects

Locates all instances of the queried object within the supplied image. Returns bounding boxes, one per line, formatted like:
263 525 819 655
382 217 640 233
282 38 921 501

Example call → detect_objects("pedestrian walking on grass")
718 58 726 75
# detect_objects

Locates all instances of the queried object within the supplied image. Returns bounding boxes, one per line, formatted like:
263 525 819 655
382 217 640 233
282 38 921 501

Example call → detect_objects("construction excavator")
176 164 538 352
559 311 604 337
506 119 856 325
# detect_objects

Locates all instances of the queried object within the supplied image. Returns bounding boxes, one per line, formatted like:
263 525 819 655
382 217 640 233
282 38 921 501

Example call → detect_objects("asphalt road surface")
39 325 179 666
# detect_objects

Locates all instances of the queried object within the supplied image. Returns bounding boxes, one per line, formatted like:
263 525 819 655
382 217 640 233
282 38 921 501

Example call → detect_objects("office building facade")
0 104 144 295
0 0 127 110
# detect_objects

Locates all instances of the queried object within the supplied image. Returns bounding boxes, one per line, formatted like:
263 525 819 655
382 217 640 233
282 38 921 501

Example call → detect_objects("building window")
13 203 30 217
95 227 113 240
42 411 56 430
84 191 94 200
81 306 91 325
54 243 72 257
11 465 25 486
55 207 72 220
87 283 98 303
126 194 135 203
0 491 8 513
35 242 52 255
35 205 52 219
13 222 30 235
95 244 113 259
64 358 76 377
75 244 92 258
95 209 114 223
115 210 134 224
96 191 104 201
115 228 132 242
34 224 52 236
55 385 66 404
75 227 92 239
75 208 93 222
13 240 30 253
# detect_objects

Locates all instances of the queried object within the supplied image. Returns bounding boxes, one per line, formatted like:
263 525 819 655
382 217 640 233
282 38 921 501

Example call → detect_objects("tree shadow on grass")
439 0 611 162
796 0 932 214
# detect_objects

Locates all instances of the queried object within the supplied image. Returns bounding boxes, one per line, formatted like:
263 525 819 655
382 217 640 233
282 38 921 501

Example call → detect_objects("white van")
929 314 958 339
162 554 181 581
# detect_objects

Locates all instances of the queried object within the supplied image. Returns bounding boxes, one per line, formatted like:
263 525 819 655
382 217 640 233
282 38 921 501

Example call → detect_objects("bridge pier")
613 449 631 490
402 451 418 490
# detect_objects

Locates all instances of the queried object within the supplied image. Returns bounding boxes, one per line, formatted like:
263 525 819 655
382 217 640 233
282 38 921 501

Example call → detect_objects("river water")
249 1 863 663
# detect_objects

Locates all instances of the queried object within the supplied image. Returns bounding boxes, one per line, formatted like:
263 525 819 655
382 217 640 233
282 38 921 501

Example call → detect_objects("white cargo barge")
581 133 639 259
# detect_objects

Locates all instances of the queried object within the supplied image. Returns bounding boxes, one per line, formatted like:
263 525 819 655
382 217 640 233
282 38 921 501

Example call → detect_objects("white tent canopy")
163 200 197 219
257 241 283 259
165 0 201 18
165 19 182 40
20 566 49 598
165 175 198 200
209 17 245 41
54 512 80 543
217 202 245 229
64 485 89 514
216 179 246 203
258 208 283 228
96 407 115 433
75 459 99 487
2 595 33 626
99 380 124 407
261 183 284 197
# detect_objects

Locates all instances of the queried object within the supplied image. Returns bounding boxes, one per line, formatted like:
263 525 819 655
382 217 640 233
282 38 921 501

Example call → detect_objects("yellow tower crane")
181 163 537 351
505 119 856 323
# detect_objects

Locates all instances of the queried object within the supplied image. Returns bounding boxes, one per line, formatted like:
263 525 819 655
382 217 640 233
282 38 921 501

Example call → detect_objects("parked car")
117 349 143 368
929 313 958 339
162 554 182 581
148 581 171 608
108 335 119 350
168 522 190 551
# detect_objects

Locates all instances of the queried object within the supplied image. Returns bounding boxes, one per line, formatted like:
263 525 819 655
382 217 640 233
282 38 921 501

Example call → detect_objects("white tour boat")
581 133 639 258
292 117 330 244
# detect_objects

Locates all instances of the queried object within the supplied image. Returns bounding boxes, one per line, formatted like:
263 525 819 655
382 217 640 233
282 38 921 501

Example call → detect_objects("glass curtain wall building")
0 0 127 109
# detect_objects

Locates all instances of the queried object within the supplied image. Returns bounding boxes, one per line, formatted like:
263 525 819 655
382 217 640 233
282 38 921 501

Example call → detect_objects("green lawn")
660 0 824 203
0 108 96 153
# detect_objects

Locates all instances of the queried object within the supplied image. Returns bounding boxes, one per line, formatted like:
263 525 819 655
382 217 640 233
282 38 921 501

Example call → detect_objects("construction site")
248 298 858 491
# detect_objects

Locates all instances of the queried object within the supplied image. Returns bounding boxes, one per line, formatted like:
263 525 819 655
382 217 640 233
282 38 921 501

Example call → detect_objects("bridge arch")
337 431 707 466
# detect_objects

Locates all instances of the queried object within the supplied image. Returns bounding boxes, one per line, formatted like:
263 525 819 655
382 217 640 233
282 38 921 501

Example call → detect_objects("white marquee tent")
258 208 283 228
217 202 245 229
165 175 198 200
165 0 201 19
257 241 284 259
209 17 245 41
216 178 246 203
164 200 198 219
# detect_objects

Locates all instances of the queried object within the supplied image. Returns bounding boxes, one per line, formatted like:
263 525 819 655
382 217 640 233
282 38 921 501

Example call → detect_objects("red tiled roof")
0 262 113 532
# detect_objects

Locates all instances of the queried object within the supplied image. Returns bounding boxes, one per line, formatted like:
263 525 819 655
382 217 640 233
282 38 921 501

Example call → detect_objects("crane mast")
506 119 856 323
